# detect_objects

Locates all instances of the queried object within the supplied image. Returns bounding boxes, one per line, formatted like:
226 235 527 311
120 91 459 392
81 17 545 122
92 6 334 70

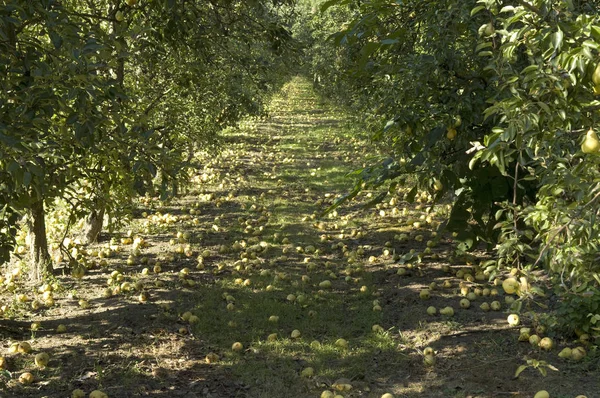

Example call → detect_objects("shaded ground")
0 77 598 398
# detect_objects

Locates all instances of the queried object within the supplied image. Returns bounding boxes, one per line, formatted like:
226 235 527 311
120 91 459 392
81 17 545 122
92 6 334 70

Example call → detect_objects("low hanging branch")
532 187 600 269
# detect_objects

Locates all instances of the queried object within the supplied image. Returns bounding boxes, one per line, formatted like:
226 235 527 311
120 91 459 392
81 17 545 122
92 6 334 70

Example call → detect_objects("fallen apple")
232 342 243 352
423 354 436 366
89 390 108 398
419 289 430 300
35 352 50 368
426 306 437 315
529 334 540 347
301 367 314 377
440 306 454 316
19 372 34 384
534 391 549 398
335 338 348 349
460 298 471 309
291 329 301 338
539 337 553 350
18 341 32 353
205 352 219 363
72 389 86 398
507 314 520 326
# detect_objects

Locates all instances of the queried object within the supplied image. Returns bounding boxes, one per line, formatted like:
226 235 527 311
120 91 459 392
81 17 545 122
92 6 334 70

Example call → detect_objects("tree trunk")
83 205 105 244
28 200 51 281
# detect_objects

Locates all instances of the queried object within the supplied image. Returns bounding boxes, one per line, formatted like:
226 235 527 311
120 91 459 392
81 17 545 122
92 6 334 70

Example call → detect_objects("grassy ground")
0 77 598 398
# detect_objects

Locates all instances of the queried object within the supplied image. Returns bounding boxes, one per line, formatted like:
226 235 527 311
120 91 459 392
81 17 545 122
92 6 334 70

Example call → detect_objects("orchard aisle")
1 77 596 398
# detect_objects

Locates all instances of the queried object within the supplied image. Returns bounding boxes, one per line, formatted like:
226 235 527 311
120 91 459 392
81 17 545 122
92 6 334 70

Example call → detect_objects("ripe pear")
571 346 586 361
89 391 108 398
593 62 600 86
558 347 572 358
582 128 600 154
533 391 549 398
446 127 457 140
72 389 86 398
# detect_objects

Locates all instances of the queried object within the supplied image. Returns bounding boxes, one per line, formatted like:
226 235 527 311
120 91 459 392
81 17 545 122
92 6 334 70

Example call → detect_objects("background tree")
0 0 297 280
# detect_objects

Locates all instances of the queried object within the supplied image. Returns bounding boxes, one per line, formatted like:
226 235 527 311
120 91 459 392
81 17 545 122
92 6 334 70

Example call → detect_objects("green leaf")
320 0 350 12
471 6 485 16
591 25 600 42
514 365 528 378
552 28 563 50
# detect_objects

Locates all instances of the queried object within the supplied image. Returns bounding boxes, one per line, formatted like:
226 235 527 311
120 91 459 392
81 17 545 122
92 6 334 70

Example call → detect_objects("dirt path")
1 77 598 398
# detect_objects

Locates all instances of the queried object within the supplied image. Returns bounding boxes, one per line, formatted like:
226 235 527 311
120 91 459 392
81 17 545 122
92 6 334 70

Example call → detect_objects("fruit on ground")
332 378 352 391
72 389 86 398
381 394 395 398
291 329 301 338
440 306 454 316
423 354 436 366
459 298 470 308
502 277 519 294
335 338 348 348
89 391 108 398
301 367 314 377
419 289 430 300
426 306 437 315
533 391 549 398
539 337 553 350
571 346 586 361
126 0 137 5
529 334 540 346
558 347 572 358
507 314 520 326
19 372 34 384
319 280 332 288
205 353 219 363
232 342 243 352
582 128 600 153
0 356 6 369
35 352 50 368
18 341 32 353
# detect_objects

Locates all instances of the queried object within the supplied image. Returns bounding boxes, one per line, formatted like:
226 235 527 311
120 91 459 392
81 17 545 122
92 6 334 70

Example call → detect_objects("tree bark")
82 205 105 244
28 200 51 281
